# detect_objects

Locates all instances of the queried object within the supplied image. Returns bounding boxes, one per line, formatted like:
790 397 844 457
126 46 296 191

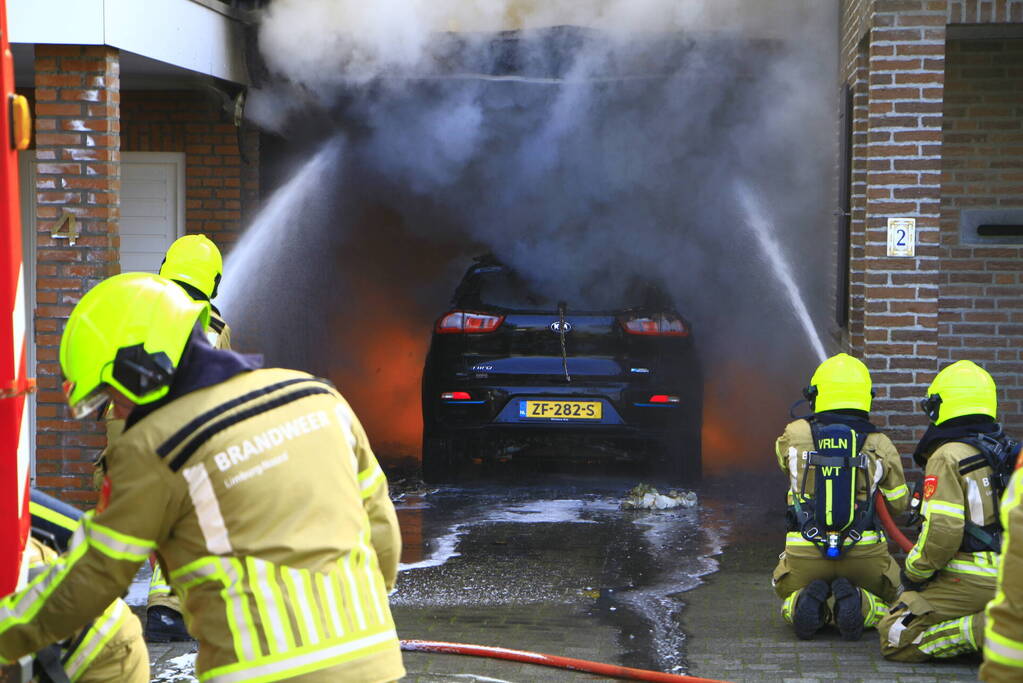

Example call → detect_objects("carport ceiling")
12 44 221 90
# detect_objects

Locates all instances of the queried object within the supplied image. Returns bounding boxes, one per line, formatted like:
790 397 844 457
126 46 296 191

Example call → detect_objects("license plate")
519 400 602 420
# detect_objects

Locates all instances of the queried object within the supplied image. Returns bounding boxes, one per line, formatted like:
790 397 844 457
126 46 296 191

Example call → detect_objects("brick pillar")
861 1 946 452
33 45 120 505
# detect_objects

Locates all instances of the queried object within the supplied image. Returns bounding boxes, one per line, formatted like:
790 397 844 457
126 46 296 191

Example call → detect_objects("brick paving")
148 474 986 681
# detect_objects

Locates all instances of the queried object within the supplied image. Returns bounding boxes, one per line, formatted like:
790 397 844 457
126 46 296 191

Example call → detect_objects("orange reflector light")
442 391 472 400
9 94 31 151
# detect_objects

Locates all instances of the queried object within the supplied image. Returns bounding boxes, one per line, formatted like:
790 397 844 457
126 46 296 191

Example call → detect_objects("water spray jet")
736 182 828 363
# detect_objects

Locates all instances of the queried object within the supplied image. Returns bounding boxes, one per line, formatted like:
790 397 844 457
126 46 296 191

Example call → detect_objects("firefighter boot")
832 577 864 641
793 579 830 640
145 606 193 642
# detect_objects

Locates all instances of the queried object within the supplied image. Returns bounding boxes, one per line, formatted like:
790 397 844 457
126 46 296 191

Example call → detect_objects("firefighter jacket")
775 416 908 557
208 307 231 351
24 538 147 683
981 458 1023 680
904 440 1000 584
0 367 404 683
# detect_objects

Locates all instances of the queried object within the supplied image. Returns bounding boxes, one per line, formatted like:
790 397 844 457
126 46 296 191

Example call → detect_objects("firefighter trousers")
878 570 995 662
773 547 900 629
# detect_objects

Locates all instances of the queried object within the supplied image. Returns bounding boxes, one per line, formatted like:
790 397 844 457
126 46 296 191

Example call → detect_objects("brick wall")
947 0 1023 22
122 90 259 252
32 45 120 505
939 38 1023 434
857 1 947 449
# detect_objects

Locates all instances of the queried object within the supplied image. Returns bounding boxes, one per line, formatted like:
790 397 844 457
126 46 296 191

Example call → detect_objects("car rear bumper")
428 383 691 438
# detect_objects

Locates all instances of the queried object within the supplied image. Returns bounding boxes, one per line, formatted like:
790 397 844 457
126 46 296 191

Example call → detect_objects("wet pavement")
146 466 985 682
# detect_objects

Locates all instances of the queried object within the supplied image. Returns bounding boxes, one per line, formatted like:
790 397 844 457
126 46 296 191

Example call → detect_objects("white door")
120 152 185 273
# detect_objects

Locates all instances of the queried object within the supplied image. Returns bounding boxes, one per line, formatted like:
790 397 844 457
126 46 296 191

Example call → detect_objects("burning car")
421 255 702 482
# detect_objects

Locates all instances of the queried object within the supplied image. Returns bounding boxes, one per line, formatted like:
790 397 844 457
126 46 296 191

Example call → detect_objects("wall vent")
960 209 1023 245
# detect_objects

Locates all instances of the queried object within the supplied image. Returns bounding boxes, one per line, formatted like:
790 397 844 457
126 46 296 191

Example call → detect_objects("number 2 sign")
887 217 915 257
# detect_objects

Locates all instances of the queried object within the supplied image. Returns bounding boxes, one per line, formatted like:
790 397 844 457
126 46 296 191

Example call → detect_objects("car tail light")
620 314 689 337
441 391 473 400
435 311 505 334
648 394 680 404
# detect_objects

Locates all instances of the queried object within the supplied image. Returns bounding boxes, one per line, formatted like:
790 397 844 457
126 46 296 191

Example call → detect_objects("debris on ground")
389 478 440 503
621 484 698 510
150 652 197 683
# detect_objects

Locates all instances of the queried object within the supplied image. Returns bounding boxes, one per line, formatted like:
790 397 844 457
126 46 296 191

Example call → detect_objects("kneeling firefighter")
879 360 1015 662
773 353 909 640
0 273 405 682
27 490 148 683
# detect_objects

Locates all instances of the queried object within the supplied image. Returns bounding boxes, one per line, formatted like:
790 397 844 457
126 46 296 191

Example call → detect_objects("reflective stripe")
249 558 289 654
358 466 385 500
781 591 798 623
786 447 799 496
149 563 172 597
317 572 344 639
966 478 985 525
65 600 129 682
358 534 386 624
284 568 320 647
86 517 156 561
264 561 296 651
887 617 909 647
341 553 366 631
986 618 1023 667
905 518 933 580
919 615 978 657
222 559 259 662
202 629 398 683
182 463 233 555
784 530 884 547
923 500 965 519
29 501 77 531
863 589 886 628
945 560 999 577
881 483 908 501
0 526 88 628
171 557 221 590
333 404 358 452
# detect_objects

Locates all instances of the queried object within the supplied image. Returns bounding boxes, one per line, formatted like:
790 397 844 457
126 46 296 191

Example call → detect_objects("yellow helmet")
922 360 997 425
59 273 210 418
159 234 223 300
805 353 873 413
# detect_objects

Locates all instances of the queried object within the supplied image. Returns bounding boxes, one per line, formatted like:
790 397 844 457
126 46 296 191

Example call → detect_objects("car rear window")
461 268 555 309
457 265 675 312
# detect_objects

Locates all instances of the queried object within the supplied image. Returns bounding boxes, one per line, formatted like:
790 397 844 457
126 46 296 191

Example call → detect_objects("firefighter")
981 449 1023 680
0 272 405 682
773 353 908 640
147 233 230 640
160 233 231 350
878 360 1004 661
28 491 148 683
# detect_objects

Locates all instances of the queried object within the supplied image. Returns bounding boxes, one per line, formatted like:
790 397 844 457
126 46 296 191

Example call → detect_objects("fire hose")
400 640 733 683
874 490 915 553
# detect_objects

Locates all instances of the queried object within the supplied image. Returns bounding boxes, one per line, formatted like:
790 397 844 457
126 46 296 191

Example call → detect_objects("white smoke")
235 0 841 461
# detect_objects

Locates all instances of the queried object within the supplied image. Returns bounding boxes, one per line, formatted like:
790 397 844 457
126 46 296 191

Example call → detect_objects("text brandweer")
212 410 330 472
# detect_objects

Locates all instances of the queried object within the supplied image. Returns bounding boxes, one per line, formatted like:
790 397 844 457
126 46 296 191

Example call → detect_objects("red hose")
400 639 732 683
874 490 914 553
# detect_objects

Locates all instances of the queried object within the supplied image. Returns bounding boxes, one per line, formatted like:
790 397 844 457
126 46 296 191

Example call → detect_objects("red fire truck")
0 0 35 599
